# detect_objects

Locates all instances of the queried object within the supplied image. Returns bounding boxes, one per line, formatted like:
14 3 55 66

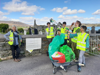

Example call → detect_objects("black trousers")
10 45 20 59
47 38 53 56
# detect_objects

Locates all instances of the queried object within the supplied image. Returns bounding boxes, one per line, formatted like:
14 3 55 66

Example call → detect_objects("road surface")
0 55 100 75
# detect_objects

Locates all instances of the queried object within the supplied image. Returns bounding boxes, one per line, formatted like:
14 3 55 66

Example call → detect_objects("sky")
0 0 100 25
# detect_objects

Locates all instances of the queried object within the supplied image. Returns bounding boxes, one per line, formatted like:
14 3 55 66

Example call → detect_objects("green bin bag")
60 45 75 62
48 33 65 60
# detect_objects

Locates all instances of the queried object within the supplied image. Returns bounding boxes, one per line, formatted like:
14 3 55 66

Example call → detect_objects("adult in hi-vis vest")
69 20 81 62
4 25 22 62
60 22 69 46
69 26 89 72
45 22 54 56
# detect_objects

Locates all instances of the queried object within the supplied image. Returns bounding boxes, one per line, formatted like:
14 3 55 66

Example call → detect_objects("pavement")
0 54 100 75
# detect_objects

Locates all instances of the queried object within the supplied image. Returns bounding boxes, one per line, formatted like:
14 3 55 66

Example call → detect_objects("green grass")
0 58 2 62
0 32 6 34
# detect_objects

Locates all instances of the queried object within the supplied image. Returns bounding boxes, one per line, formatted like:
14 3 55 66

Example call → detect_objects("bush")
5 28 12 33
18 28 24 33
0 23 9 33
26 31 29 35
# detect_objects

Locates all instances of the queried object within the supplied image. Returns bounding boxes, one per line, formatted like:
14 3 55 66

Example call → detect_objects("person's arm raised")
69 22 74 30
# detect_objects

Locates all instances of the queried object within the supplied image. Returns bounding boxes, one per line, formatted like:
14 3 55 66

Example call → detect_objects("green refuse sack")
48 33 65 60
60 45 75 62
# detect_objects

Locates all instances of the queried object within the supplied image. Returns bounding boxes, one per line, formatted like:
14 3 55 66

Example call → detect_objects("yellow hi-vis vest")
71 27 80 43
76 33 89 51
8 31 21 45
61 27 68 39
8 31 14 45
46 27 54 39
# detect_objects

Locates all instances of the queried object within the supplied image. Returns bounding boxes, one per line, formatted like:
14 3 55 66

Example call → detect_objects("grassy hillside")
0 21 32 28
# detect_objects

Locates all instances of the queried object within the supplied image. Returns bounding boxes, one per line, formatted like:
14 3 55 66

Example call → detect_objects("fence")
88 34 100 56
0 35 49 60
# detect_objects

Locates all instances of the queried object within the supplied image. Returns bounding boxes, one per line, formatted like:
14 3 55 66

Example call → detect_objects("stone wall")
0 35 49 61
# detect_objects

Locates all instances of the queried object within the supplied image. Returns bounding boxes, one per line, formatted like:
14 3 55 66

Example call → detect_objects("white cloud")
64 1 68 3
0 16 8 20
22 12 34 15
0 11 9 15
51 7 67 13
93 9 100 15
0 11 9 20
58 15 65 18
63 9 77 15
0 14 100 25
58 15 100 25
19 16 100 25
78 9 86 13
11 19 20 21
3 0 45 15
20 17 52 25
52 7 85 15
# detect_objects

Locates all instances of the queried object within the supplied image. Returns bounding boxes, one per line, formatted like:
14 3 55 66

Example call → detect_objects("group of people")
4 21 89 72
28 26 38 35
46 21 89 72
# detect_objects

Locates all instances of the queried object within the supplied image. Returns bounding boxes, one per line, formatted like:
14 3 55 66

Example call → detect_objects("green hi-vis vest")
8 31 21 45
71 27 80 43
61 27 68 39
76 33 89 51
46 27 54 39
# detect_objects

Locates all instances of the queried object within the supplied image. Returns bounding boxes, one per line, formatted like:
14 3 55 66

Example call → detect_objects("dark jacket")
29 28 32 35
34 28 38 34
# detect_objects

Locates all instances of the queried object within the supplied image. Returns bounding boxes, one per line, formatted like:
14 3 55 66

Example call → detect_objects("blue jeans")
79 50 85 64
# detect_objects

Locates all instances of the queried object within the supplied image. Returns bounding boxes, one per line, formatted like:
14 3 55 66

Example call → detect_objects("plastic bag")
52 52 66 63
48 33 65 60
60 45 75 62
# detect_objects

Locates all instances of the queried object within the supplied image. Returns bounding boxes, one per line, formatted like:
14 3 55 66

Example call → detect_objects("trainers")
74 59 78 63
77 65 81 72
82 63 86 67
79 63 84 66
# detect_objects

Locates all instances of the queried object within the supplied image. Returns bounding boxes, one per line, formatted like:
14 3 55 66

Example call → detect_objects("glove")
67 39 69 43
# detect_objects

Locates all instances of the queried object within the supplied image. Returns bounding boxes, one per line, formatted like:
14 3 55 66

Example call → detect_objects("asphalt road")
0 55 100 75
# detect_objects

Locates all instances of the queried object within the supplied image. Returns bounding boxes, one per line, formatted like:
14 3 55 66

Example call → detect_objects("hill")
0 21 31 28
0 21 100 28
83 24 100 27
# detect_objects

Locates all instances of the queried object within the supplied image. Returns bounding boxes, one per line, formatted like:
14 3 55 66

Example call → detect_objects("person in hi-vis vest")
69 26 89 72
69 20 81 62
45 22 54 56
4 25 22 62
60 22 69 46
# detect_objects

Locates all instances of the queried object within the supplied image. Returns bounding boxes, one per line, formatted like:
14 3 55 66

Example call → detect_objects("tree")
5 28 12 33
0 23 9 33
18 28 24 33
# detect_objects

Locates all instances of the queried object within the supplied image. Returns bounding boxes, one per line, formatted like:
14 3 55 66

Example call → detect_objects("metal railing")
88 34 100 56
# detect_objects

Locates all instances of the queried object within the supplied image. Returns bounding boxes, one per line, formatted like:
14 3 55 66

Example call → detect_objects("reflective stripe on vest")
76 33 89 51
8 31 14 45
77 41 86 44
46 27 54 38
61 27 68 39
71 27 80 43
